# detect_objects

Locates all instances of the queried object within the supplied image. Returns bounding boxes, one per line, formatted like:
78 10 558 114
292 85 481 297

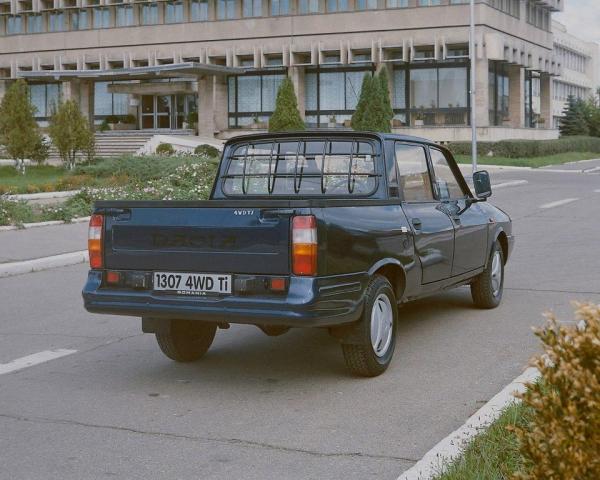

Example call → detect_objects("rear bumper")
82 271 366 328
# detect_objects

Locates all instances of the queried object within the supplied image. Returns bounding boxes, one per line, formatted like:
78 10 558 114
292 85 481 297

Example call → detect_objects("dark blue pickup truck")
83 131 513 377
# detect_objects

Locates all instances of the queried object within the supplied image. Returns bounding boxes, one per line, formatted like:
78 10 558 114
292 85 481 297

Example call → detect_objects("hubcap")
491 250 502 297
370 293 394 358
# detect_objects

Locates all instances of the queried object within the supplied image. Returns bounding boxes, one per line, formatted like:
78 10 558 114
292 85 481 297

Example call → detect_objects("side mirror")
473 170 492 199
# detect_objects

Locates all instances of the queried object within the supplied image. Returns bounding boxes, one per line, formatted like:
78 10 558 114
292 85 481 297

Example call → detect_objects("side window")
395 143 434 202
429 148 465 200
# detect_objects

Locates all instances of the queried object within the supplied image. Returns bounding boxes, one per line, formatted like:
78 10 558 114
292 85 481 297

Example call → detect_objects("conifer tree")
377 67 394 133
268 77 305 132
559 95 589 137
351 73 373 131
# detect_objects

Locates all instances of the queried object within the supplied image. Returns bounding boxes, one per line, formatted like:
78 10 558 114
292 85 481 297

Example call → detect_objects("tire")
471 242 504 309
155 320 217 362
341 275 398 377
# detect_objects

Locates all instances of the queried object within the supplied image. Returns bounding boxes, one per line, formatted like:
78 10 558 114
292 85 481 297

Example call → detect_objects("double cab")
83 131 514 377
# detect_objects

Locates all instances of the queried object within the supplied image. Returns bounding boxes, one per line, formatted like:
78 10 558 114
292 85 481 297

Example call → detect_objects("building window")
141 3 159 25
386 0 408 7
271 0 290 16
29 83 61 118
488 62 509 125
217 0 236 19
228 72 285 127
71 10 89 30
7 15 23 35
526 1 550 31
419 0 441 6
165 1 184 23
327 0 348 12
116 5 134 27
191 0 209 21
356 0 377 10
93 7 112 29
305 66 373 127
48 12 66 32
242 0 262 17
26 14 43 33
298 0 319 14
94 82 129 119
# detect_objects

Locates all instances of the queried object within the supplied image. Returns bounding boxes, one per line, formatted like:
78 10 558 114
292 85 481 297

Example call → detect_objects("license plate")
153 272 232 296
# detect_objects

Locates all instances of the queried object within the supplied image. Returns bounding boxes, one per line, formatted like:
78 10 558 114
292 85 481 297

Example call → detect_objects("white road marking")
0 349 77 375
595 189 600 193
493 180 528 189
539 198 579 209
397 367 540 480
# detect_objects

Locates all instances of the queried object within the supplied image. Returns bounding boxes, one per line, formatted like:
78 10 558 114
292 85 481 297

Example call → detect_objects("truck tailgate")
103 206 291 275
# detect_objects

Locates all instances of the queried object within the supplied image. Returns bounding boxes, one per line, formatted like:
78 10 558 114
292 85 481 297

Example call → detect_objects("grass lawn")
434 402 531 480
0 165 68 193
455 151 599 168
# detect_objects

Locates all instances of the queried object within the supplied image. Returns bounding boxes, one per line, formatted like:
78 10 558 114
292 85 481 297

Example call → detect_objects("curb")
0 250 88 278
0 216 90 232
5 190 80 201
397 367 540 480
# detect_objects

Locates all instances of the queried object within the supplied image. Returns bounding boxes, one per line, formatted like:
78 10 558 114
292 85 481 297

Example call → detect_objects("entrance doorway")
140 94 197 129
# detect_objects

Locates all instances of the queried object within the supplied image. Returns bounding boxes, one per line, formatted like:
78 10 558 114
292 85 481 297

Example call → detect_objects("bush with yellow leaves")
512 302 600 480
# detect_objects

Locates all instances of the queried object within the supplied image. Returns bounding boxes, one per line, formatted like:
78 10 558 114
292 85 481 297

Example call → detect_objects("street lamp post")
469 0 478 174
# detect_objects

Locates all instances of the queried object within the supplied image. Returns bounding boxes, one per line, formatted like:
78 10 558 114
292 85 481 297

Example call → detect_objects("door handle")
412 218 422 230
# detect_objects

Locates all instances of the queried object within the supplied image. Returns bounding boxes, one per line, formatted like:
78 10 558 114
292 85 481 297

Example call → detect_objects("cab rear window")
222 139 379 197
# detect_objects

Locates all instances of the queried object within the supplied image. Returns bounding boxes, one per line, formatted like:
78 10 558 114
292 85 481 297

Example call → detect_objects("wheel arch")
490 227 509 266
368 259 407 302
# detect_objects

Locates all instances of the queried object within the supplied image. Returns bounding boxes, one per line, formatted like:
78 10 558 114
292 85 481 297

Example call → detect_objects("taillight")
292 215 317 276
88 214 103 269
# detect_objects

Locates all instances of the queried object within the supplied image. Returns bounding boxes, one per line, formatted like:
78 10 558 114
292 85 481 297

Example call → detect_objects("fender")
486 225 508 268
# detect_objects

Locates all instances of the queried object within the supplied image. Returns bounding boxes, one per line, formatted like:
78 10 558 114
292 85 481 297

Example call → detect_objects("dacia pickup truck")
83 131 514 377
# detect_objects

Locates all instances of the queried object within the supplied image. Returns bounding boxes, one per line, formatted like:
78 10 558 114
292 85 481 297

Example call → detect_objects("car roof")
223 130 441 148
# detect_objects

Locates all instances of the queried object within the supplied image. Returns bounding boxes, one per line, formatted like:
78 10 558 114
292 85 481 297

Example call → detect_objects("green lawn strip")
0 165 68 193
434 401 531 480
455 151 599 168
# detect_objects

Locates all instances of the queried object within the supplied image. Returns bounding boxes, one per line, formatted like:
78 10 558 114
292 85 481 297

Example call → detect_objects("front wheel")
471 243 504 309
155 320 217 362
341 275 398 377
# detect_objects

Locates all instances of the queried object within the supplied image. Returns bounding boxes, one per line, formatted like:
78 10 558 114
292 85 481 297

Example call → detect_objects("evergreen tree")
559 95 589 137
351 73 373 131
0 79 44 174
268 77 305 132
48 99 95 170
377 67 394 133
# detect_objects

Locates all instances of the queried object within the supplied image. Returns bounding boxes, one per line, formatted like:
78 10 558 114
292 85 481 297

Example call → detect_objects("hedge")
446 136 600 158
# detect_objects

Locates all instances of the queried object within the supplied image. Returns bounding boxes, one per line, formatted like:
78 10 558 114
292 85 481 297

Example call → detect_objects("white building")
552 21 600 129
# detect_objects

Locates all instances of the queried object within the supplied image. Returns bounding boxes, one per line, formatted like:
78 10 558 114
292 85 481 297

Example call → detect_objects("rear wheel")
471 243 504 309
155 320 217 362
341 275 398 377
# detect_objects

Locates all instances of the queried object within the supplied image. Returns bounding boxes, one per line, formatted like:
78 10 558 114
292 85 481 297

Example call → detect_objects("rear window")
222 139 378 196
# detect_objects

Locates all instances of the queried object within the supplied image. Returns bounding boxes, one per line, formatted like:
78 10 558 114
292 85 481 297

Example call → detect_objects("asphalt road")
1 163 599 480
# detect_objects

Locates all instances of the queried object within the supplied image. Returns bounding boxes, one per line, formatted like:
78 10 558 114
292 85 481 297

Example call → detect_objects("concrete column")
540 73 553 128
196 74 228 137
197 75 213 137
473 58 490 128
78 80 94 126
0 80 7 104
508 65 524 128
289 66 306 119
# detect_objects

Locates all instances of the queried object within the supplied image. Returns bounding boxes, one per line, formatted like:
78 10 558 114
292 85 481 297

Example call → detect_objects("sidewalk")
0 222 88 263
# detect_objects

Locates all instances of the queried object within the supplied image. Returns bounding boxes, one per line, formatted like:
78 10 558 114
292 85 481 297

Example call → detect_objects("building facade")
0 0 564 142
551 20 599 129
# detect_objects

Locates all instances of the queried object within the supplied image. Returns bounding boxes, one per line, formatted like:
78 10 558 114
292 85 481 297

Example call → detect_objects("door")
395 142 455 284
141 94 197 129
428 147 488 275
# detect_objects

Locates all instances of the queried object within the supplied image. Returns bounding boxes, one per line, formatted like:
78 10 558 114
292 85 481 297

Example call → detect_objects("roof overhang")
16 62 245 82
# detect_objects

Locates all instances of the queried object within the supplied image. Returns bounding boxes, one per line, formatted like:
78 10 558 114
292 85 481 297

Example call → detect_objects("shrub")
156 143 175 156
511 303 600 480
560 96 590 137
268 77 305 132
447 136 600 159
187 112 198 125
121 114 137 124
106 115 119 124
194 144 220 158
99 119 110 132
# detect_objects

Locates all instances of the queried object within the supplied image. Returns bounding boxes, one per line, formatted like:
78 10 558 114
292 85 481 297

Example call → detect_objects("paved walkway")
0 222 88 263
